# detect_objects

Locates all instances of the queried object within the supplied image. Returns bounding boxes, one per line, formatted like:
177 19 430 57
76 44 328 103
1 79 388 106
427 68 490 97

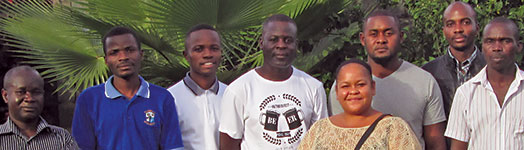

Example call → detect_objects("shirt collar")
472 64 524 85
0 116 53 137
183 72 219 95
448 46 480 67
104 75 150 99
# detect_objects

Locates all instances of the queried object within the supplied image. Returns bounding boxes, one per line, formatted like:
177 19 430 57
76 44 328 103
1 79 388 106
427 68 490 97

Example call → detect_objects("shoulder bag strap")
354 114 391 150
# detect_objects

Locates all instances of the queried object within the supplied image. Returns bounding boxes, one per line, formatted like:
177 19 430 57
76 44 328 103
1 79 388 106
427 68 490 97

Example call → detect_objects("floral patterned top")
298 116 421 150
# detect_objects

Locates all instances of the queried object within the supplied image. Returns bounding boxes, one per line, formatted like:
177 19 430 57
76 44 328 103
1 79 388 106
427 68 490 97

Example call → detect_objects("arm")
423 78 447 150
312 83 328 124
444 87 471 149
450 139 468 150
219 132 241 150
218 87 245 149
71 92 96 149
161 95 184 149
423 122 446 150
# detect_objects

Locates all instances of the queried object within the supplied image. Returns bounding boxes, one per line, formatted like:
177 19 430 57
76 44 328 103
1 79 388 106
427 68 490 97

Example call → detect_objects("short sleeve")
161 95 184 149
72 91 96 149
388 118 423 150
444 86 470 142
423 78 447 125
218 87 245 139
311 83 328 126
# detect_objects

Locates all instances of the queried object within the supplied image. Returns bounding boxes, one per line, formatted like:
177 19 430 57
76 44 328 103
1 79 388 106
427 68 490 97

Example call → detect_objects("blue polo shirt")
72 76 184 150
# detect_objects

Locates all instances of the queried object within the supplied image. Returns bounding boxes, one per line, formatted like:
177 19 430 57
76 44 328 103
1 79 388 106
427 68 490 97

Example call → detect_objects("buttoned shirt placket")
448 46 479 85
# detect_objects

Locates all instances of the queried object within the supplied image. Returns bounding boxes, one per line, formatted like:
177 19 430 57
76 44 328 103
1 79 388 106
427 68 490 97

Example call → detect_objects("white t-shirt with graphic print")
219 67 328 150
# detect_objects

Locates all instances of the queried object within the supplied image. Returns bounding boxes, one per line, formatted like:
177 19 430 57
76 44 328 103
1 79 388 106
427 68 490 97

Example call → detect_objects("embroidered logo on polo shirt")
144 110 156 126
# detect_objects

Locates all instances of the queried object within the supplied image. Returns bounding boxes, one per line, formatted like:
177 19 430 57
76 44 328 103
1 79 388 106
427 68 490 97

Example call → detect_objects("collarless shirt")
167 73 226 150
0 117 78 149
72 75 184 150
448 46 480 85
445 65 524 150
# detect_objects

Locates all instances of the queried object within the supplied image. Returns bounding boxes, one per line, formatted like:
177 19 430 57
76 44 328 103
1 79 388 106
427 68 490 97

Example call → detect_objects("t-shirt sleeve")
161 95 184 149
311 83 328 125
423 78 447 125
388 118 423 150
71 91 96 149
218 87 245 139
444 87 470 142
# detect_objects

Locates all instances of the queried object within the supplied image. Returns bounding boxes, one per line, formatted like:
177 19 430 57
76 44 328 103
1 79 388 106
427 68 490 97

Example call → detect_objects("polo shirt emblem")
144 110 156 126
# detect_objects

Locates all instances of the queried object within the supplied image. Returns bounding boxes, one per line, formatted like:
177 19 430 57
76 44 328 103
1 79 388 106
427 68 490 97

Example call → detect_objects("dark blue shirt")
72 76 183 150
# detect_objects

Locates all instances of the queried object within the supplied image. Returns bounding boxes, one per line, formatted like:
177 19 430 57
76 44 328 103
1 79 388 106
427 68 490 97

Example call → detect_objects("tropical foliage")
1 0 523 99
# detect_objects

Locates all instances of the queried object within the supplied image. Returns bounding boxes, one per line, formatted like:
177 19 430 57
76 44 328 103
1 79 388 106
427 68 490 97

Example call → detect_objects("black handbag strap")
354 114 391 150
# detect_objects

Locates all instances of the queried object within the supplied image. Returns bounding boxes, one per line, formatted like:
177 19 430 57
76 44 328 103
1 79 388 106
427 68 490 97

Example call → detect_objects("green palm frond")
1 2 107 99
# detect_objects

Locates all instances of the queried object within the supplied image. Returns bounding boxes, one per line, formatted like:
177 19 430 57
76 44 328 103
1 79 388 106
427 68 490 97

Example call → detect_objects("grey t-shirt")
329 60 446 149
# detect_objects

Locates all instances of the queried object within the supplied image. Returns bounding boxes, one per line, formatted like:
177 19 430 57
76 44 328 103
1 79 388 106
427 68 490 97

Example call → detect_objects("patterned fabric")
298 117 421 150
0 117 78 150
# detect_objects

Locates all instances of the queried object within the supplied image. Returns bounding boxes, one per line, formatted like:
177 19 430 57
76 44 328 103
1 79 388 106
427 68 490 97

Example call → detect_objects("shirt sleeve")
311 83 328 126
61 128 79 150
423 78 447 125
161 95 184 149
72 91 97 150
218 87 245 139
444 86 470 142
388 118 423 150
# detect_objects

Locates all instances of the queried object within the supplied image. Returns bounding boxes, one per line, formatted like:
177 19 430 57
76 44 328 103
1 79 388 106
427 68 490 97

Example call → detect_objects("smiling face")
2 68 44 123
360 16 403 64
336 63 376 115
482 22 523 72
184 29 222 77
443 2 479 52
260 21 297 70
104 33 143 79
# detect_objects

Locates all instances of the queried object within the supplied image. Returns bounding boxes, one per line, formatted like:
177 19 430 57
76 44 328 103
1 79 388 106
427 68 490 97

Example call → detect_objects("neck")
10 117 39 138
255 65 293 81
340 109 381 128
368 56 402 78
486 65 517 83
449 46 476 63
189 71 216 90
112 75 141 100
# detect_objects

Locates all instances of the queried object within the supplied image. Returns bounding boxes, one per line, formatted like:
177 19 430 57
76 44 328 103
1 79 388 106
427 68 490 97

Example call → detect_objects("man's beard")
370 54 394 66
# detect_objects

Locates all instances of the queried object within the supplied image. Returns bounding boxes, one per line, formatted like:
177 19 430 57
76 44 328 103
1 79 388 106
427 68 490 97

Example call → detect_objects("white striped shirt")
445 66 524 150
0 117 78 150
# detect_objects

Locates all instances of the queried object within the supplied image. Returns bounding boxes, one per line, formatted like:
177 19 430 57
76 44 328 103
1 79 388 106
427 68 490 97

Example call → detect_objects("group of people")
0 1 522 150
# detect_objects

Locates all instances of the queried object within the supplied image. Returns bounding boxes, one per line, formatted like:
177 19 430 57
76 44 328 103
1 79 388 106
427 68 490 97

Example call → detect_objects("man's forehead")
364 16 397 30
263 22 296 34
483 23 515 39
444 3 475 20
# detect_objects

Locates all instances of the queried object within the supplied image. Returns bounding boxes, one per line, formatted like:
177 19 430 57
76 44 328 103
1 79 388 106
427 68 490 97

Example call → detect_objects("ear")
2 88 8 104
139 49 144 61
371 80 376 96
518 41 523 53
359 32 365 47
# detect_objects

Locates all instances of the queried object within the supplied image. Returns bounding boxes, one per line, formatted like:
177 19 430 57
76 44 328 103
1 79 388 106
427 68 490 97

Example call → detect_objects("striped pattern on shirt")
0 117 78 150
445 66 524 150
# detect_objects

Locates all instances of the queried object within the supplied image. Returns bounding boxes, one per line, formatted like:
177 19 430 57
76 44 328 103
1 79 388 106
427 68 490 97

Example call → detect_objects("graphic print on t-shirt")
259 93 305 146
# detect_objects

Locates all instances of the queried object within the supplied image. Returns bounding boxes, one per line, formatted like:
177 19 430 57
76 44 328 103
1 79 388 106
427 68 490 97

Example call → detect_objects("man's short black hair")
262 14 297 33
185 24 218 51
362 9 401 31
486 17 520 40
102 26 141 54
335 59 372 80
